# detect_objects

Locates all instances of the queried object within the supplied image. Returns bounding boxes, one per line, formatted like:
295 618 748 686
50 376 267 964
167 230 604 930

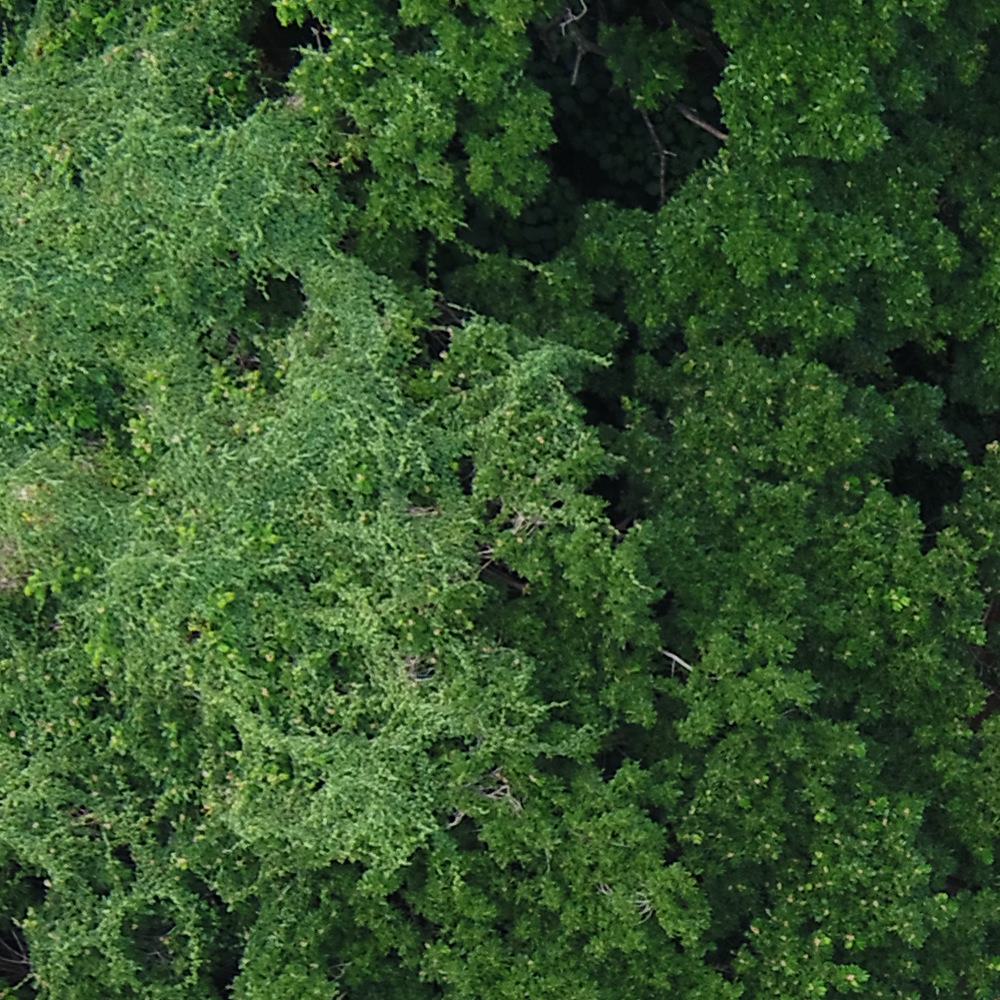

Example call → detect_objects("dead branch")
634 891 655 921
639 110 676 207
407 506 440 517
404 655 436 682
549 1 606 85
676 102 729 143
559 0 589 35
479 768 523 813
659 648 693 674
568 28 605 85
509 512 546 538
0 931 29 967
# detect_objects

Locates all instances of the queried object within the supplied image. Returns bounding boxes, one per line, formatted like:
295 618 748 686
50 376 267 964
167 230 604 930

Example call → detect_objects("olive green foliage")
1 0 1000 997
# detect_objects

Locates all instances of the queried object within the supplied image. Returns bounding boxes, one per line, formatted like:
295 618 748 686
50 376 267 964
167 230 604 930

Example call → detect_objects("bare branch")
639 110 676 208
0 931 29 966
404 655 436 682
634 892 655 921
552 2 605 85
509 512 545 538
676 102 729 143
479 768 523 813
571 45 584 87
407 505 440 517
659 648 693 673
559 0 588 35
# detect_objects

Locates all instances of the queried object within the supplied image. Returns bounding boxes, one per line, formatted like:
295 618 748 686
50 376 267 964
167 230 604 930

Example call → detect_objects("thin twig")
0 932 29 967
559 0 588 35
565 22 605 84
310 25 325 49
554 1 605 85
480 769 523 813
634 892 655 922
509 512 545 538
639 110 676 207
676 102 729 143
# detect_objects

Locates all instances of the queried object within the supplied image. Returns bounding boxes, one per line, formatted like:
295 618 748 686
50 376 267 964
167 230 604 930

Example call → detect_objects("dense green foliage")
2 0 1000 996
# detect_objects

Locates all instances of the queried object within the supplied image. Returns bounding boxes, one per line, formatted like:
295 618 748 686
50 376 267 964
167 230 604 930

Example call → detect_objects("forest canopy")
1 0 1000 996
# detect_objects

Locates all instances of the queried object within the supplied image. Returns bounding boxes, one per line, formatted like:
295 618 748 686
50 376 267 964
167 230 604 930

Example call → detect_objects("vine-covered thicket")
2 1 1000 997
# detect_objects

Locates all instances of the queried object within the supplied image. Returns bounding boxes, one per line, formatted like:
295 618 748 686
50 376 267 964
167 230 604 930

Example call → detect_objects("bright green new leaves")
279 0 555 243
0 16 669 995
713 0 952 161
